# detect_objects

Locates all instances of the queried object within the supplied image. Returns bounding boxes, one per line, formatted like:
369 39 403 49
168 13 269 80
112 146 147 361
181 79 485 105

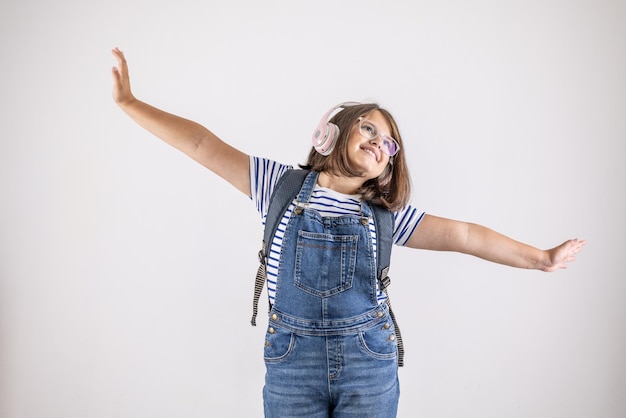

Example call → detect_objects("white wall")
1 0 624 417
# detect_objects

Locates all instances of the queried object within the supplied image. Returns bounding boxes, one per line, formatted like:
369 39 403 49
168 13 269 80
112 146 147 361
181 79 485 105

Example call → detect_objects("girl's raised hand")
543 238 587 272
111 47 135 106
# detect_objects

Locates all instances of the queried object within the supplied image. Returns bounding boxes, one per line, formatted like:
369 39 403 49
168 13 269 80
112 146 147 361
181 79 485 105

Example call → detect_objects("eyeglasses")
357 117 400 157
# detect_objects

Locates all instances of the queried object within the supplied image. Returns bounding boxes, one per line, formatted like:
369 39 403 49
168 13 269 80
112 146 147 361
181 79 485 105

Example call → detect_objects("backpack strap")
371 204 393 285
251 169 310 326
371 204 405 367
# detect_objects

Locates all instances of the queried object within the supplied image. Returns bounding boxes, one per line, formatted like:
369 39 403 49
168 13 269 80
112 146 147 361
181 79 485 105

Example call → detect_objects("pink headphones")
312 102 361 155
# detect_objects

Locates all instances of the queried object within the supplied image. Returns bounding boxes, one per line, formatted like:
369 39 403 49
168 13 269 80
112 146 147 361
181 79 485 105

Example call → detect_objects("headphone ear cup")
312 121 339 156
312 101 361 156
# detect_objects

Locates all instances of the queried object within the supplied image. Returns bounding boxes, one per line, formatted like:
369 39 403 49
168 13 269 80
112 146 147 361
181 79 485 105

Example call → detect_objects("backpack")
250 169 405 366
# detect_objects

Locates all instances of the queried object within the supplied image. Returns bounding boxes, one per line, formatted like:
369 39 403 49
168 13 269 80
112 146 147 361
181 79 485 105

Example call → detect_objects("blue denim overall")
263 172 399 418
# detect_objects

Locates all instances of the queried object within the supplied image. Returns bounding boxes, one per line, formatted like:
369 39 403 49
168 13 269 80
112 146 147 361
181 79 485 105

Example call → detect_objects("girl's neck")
317 171 365 195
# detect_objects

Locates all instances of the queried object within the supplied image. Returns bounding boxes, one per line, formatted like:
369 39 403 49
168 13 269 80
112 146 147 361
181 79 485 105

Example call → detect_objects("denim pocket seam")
264 331 297 363
357 329 398 361
294 231 358 298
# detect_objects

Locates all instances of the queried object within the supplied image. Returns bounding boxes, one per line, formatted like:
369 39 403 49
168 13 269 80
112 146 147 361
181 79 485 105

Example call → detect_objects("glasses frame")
357 117 400 157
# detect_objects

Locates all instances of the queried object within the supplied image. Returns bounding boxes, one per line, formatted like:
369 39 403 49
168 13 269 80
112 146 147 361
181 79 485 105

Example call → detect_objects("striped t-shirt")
250 156 425 305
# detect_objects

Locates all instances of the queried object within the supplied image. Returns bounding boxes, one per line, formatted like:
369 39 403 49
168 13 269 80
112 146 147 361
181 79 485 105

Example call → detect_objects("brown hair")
300 103 411 211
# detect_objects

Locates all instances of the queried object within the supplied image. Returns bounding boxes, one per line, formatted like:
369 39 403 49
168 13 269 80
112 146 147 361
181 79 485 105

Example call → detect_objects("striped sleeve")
249 156 294 221
393 205 426 246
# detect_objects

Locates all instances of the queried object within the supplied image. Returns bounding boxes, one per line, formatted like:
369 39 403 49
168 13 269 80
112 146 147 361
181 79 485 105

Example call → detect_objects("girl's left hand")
543 239 587 272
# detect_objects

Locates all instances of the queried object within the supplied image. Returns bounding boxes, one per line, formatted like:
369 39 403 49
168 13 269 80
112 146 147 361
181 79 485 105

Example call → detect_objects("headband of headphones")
311 101 362 155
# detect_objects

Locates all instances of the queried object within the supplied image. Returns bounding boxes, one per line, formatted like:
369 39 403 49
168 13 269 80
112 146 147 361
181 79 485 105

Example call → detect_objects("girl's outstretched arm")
111 47 250 195
406 214 586 272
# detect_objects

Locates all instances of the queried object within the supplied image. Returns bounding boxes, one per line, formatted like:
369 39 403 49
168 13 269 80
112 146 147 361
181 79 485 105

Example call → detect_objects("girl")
111 47 585 418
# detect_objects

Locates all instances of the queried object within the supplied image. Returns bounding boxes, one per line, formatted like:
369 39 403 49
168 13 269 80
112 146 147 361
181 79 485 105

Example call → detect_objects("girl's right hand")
111 47 135 106
108 47 251 195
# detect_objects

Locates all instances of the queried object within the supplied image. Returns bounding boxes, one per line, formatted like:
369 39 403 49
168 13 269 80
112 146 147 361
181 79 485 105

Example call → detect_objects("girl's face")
345 110 393 179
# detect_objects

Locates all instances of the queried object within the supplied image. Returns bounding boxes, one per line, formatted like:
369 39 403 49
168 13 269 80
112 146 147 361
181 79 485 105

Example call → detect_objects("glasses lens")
359 118 400 156
383 138 399 156
359 119 377 140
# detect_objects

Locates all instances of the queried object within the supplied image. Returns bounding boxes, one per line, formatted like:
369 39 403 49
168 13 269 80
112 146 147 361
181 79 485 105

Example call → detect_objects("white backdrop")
1 0 625 417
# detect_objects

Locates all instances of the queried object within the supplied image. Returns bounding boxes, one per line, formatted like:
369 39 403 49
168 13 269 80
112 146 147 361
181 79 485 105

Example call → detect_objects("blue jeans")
263 320 400 417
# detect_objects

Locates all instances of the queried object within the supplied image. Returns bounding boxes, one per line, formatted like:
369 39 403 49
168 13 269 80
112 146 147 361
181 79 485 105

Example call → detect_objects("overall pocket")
358 319 398 360
264 325 296 363
294 231 358 298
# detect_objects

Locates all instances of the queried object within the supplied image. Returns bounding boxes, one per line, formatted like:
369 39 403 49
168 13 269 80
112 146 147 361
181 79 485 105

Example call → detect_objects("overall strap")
371 204 405 367
251 169 310 326
263 170 312 247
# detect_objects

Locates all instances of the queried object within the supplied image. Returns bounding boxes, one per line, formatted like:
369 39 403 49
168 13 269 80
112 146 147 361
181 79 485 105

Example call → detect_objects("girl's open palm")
111 47 135 105
544 239 587 272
